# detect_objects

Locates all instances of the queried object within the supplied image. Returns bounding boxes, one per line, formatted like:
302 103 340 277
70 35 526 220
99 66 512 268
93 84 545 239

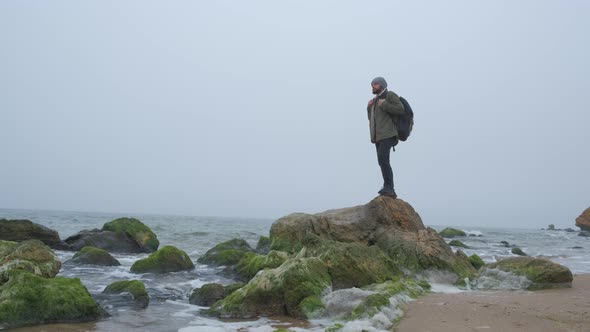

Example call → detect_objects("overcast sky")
1 1 588 228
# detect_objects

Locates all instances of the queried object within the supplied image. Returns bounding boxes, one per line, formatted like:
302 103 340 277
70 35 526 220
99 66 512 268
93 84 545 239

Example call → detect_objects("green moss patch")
0 272 106 329
487 257 573 289
131 246 194 273
439 228 466 238
103 280 148 308
197 238 255 266
70 246 120 266
102 218 159 252
469 254 485 270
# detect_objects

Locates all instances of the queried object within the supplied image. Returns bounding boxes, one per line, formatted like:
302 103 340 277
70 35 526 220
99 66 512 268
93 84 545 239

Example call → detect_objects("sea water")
1 208 589 332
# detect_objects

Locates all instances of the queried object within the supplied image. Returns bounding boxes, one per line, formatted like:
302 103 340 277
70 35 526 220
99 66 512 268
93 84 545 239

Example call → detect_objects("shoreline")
394 274 590 332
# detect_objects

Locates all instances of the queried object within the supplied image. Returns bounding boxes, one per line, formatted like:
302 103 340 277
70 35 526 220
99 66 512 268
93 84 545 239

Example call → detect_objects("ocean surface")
1 208 589 332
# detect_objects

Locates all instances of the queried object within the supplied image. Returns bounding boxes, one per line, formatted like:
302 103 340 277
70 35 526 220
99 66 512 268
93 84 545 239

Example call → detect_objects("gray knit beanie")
371 77 388 89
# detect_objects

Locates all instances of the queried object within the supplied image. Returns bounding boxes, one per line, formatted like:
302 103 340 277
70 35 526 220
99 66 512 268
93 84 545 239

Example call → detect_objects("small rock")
103 280 149 308
439 228 467 238
500 241 510 247
578 230 590 237
68 246 120 266
511 247 527 256
547 224 556 231
448 240 469 249
131 246 194 273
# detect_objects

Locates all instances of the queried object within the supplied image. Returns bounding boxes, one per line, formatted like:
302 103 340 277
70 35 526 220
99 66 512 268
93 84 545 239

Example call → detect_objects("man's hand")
377 99 385 107
368 99 375 107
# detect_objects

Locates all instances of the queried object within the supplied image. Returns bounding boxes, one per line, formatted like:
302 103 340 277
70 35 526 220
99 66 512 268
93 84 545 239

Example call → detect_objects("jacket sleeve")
381 91 405 116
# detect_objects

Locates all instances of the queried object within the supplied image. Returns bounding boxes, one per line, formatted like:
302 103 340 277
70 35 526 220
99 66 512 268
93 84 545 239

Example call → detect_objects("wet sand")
395 274 590 332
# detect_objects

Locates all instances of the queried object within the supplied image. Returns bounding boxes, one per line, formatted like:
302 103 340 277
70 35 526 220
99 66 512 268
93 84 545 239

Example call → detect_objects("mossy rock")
208 257 331 319
197 238 255 266
469 254 485 270
103 280 149 308
69 246 120 266
102 218 159 252
448 240 469 248
235 250 289 280
256 236 271 254
439 227 466 238
297 235 402 290
190 282 244 306
486 257 573 289
511 247 527 256
131 246 194 273
0 240 61 284
0 272 107 329
348 278 428 321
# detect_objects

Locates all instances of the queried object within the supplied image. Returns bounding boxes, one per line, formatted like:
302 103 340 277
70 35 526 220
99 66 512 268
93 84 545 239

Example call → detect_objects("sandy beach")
394 274 590 332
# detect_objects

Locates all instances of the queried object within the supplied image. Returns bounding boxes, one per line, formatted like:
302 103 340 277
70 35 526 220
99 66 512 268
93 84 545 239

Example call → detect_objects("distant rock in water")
67 246 120 266
578 230 590 237
438 227 466 238
448 240 469 248
65 217 159 253
500 241 511 247
547 224 556 231
511 247 527 256
576 207 590 232
189 283 243 306
0 219 70 250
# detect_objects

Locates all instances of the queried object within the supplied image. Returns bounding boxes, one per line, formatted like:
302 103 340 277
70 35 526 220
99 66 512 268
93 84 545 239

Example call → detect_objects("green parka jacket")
367 90 405 143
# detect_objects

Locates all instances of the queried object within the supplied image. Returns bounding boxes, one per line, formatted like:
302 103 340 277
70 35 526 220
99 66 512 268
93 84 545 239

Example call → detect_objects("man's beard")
372 87 383 95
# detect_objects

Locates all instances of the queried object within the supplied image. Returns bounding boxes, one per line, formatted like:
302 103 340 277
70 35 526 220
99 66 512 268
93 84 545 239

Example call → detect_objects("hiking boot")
378 187 397 199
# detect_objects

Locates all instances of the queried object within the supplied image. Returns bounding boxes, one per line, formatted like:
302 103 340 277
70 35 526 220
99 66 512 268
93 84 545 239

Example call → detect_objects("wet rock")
235 250 289 281
189 282 244 306
578 230 590 237
448 240 469 248
0 272 107 329
438 228 467 238
256 236 271 254
575 207 590 232
564 228 576 233
0 240 61 284
469 254 485 270
547 224 556 231
65 218 159 253
485 257 573 289
103 280 149 308
208 257 331 319
511 247 527 256
0 219 70 250
131 246 194 273
197 238 255 266
500 241 511 247
68 246 120 266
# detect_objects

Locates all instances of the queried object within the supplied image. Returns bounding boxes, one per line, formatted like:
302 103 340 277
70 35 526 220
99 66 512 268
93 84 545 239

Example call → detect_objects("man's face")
372 83 383 95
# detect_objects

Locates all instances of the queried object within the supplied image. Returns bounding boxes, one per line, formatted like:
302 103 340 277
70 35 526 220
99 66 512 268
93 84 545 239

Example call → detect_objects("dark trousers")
375 136 398 190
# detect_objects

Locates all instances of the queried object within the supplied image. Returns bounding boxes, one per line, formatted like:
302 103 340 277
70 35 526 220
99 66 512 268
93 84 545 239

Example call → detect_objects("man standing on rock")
367 77 405 198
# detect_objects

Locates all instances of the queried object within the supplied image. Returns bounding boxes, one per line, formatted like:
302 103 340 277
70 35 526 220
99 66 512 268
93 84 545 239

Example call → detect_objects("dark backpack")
396 96 414 141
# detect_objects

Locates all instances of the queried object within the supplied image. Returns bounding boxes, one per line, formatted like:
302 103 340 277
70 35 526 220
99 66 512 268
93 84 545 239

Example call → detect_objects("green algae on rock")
69 246 120 266
197 238 255 266
469 254 485 270
0 219 70 250
511 247 527 256
103 280 149 308
131 246 194 273
189 282 245 306
485 257 573 289
208 257 331 319
0 240 61 284
235 250 289 280
102 217 159 252
448 240 469 248
0 272 107 329
296 235 402 289
438 227 466 238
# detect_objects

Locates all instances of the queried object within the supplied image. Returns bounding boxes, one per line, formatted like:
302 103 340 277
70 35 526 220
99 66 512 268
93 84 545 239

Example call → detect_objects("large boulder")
234 250 290 281
68 246 120 266
103 280 149 308
208 257 331 319
131 246 194 273
0 240 61 284
0 219 69 250
438 227 467 238
270 197 475 280
483 257 573 289
0 272 107 329
65 217 159 253
295 235 402 290
576 207 590 232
